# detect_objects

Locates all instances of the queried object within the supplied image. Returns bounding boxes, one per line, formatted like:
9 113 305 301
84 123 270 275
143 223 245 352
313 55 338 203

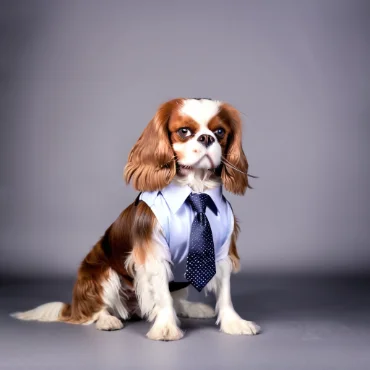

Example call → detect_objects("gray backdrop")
1 0 370 279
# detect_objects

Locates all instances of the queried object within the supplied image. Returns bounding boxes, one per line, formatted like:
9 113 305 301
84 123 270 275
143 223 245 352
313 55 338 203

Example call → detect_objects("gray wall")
1 0 369 278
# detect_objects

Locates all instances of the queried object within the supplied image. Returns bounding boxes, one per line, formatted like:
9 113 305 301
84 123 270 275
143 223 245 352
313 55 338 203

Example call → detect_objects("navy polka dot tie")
185 193 217 292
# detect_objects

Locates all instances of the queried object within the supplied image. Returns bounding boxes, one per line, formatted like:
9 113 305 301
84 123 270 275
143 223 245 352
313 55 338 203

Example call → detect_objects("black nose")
197 134 215 148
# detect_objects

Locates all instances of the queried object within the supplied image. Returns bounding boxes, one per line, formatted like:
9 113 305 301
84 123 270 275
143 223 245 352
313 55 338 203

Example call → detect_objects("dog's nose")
197 134 215 148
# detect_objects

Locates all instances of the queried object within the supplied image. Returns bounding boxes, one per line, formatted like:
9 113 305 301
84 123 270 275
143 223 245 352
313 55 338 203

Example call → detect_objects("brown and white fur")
11 98 261 340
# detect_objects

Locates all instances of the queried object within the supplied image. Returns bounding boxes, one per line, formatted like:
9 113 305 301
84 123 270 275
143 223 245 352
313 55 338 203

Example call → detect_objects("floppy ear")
219 103 249 195
124 99 180 192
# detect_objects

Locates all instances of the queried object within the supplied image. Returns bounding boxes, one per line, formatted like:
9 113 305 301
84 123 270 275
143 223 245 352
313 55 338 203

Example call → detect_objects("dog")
11 97 261 340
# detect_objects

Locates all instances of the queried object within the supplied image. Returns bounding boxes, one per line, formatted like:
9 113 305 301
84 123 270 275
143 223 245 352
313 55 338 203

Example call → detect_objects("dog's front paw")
219 311 261 336
146 322 184 341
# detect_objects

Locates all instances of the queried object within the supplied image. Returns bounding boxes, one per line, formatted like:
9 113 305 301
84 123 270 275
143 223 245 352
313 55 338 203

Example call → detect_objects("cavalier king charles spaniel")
11 98 261 340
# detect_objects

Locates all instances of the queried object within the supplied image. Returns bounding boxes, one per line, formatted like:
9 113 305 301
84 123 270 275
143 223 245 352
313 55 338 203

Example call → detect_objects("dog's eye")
214 128 225 138
178 128 192 138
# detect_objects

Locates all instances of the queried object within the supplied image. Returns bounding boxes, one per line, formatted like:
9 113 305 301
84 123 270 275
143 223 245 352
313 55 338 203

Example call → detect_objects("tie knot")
187 193 213 214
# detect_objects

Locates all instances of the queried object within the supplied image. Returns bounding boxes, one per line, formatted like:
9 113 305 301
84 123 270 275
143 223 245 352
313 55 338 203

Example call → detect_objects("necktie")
185 193 217 292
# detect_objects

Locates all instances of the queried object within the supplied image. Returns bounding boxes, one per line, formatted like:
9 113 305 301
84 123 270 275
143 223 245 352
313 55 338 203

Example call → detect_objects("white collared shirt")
139 182 234 282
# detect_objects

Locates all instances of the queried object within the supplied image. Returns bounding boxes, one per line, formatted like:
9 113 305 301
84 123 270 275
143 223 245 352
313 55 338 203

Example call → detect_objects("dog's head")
124 98 249 194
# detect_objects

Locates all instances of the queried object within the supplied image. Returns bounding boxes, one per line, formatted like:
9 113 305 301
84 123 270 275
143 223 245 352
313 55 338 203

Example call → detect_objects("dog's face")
169 99 228 173
124 98 249 194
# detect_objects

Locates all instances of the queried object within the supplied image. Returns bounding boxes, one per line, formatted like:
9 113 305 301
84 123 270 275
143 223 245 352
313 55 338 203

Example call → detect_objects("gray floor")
1 274 370 370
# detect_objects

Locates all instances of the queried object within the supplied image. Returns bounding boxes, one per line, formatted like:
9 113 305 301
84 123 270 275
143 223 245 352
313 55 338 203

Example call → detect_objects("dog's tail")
10 302 72 323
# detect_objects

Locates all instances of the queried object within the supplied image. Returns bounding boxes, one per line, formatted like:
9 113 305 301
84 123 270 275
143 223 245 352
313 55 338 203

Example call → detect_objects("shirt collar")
160 182 223 215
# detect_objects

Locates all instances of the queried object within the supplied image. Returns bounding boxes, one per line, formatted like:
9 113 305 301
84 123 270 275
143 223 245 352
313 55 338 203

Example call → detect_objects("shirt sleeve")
139 191 172 261
216 199 235 262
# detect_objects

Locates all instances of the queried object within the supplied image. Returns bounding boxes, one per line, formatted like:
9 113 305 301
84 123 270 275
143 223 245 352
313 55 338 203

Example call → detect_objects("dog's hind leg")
171 287 216 319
